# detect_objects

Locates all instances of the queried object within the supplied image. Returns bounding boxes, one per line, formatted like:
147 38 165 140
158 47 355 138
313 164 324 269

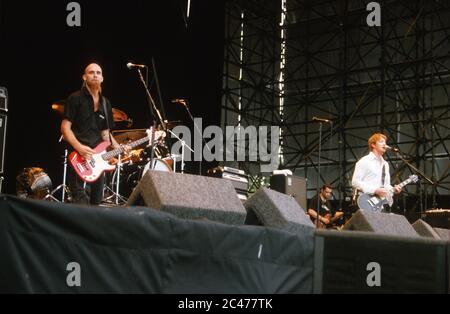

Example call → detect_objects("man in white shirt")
352 133 402 211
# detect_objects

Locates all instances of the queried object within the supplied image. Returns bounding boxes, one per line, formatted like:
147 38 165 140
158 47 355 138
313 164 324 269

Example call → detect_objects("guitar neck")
398 178 413 188
102 136 150 161
391 176 418 192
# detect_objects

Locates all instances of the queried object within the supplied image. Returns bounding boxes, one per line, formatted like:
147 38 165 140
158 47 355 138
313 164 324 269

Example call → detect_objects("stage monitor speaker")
0 113 7 174
270 174 307 210
433 228 450 241
127 170 247 225
412 219 441 239
343 209 419 237
422 210 450 229
244 187 314 234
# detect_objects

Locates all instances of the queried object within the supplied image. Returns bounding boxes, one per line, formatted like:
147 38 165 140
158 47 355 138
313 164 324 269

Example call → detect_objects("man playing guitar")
352 133 402 212
61 63 128 205
307 184 344 229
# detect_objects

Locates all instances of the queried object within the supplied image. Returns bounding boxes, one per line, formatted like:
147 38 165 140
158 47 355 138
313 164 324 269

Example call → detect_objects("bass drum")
142 157 173 176
122 158 174 198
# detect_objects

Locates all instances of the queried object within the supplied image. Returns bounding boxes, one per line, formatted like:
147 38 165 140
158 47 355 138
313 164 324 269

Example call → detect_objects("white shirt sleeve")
352 158 378 194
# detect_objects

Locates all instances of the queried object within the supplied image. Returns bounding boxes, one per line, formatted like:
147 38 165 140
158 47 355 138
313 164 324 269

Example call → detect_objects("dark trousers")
67 165 105 205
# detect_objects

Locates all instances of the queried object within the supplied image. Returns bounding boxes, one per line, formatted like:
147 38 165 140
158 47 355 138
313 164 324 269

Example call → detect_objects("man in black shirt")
61 63 123 205
307 184 343 229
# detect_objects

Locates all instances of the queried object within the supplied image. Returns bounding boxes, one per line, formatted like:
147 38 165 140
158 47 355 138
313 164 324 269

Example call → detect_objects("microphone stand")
135 68 166 130
393 149 435 212
151 58 167 120
180 100 211 175
134 68 167 174
316 121 323 229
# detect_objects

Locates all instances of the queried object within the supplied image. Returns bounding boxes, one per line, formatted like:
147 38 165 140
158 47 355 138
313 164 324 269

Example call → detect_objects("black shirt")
309 194 335 217
64 87 115 148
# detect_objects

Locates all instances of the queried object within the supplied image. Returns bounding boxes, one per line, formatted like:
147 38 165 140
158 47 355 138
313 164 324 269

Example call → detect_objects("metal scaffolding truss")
221 0 282 191
221 0 450 211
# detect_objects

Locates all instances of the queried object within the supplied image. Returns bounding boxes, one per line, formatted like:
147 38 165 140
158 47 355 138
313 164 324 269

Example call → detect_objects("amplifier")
207 166 249 198
222 172 249 192
0 113 7 174
270 174 307 210
0 87 7 112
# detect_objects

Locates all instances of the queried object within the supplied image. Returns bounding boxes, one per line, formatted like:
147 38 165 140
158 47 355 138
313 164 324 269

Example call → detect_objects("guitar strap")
381 162 386 187
101 96 114 144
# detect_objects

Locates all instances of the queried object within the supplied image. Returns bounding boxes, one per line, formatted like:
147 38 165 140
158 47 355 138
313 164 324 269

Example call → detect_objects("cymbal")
51 100 66 116
52 99 66 106
112 108 133 127
112 108 128 122
113 129 147 144
52 102 132 126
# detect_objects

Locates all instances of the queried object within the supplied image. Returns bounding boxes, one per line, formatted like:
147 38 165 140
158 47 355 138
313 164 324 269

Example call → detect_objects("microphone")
127 62 146 69
312 116 331 123
385 145 399 152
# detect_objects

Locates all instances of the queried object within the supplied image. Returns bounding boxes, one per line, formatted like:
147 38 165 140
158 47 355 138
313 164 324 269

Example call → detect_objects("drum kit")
107 127 177 205
104 111 184 205
50 101 181 205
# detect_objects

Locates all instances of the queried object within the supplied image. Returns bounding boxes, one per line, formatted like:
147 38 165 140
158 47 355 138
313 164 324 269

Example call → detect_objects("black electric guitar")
357 175 419 211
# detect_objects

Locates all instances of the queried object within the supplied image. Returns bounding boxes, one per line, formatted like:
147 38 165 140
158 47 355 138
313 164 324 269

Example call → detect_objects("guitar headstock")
409 174 419 183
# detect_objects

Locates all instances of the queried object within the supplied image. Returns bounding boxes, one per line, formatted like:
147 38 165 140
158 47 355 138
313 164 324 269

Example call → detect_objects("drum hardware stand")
103 154 127 205
167 129 194 174
171 154 182 173
45 137 72 202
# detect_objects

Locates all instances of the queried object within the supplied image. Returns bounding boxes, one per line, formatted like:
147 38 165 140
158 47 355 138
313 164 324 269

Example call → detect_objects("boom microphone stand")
391 148 435 212
131 67 167 174
174 99 211 175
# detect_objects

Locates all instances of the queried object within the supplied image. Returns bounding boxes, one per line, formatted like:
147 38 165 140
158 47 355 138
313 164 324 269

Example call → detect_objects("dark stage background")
0 0 225 194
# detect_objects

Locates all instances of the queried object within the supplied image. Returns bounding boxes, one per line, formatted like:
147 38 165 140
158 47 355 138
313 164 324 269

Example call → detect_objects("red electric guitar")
69 129 165 182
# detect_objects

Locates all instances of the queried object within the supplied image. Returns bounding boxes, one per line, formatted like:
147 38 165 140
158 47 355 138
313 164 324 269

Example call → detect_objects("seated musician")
307 184 343 229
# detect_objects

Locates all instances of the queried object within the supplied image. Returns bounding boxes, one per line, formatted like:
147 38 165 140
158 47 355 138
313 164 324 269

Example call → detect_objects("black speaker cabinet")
270 174 307 210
